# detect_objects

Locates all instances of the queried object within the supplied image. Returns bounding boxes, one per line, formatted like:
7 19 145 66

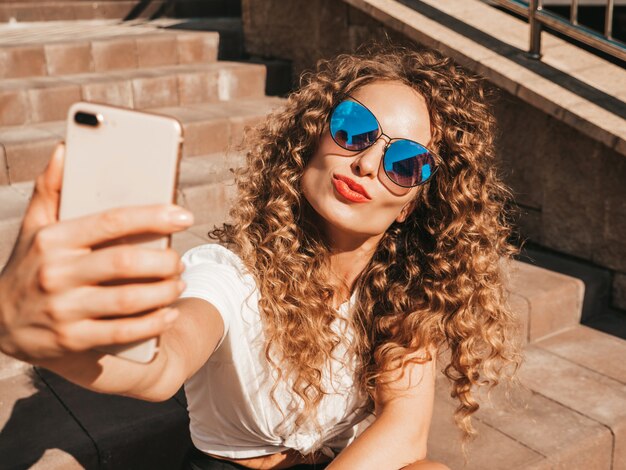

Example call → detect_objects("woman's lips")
332 174 371 203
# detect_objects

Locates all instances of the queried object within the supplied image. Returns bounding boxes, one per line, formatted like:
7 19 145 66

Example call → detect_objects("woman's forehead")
349 80 431 144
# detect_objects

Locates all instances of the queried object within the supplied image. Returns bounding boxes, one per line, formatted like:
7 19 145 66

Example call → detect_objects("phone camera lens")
74 111 101 127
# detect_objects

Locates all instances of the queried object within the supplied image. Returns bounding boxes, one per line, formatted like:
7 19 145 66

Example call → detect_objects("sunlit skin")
301 80 433 305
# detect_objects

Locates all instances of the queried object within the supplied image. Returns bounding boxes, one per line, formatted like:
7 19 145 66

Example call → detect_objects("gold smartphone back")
59 101 184 363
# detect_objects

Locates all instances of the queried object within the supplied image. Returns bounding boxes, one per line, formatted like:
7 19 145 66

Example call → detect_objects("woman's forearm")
327 412 427 470
34 346 172 402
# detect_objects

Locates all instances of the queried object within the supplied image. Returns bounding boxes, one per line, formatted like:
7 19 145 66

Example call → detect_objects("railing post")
570 0 579 25
528 0 543 59
605 0 614 39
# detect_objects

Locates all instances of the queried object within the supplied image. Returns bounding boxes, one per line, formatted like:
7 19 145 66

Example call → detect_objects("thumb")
22 142 65 233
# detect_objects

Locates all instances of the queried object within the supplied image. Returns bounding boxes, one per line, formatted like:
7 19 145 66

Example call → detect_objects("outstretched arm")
327 346 438 470
31 297 225 402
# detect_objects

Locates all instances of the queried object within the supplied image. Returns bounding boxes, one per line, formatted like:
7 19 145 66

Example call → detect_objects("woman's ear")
396 198 417 223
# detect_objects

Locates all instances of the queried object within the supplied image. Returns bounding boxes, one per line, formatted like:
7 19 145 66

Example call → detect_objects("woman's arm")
0 144 224 401
328 347 437 470
30 297 224 402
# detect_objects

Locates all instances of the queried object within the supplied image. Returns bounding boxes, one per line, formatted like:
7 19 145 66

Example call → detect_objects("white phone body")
59 101 183 363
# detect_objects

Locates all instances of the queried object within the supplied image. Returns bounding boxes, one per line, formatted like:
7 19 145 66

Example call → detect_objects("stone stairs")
1 16 625 470
430 323 626 469
1 60 267 125
0 0 241 23
0 20 284 266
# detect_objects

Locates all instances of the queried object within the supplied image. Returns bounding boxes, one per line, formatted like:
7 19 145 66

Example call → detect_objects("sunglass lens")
330 100 379 151
384 140 436 187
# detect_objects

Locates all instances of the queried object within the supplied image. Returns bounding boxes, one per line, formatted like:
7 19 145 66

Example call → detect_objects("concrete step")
158 17 246 61
516 242 626 340
533 323 626 384
0 0 242 23
429 324 626 469
0 1 166 23
503 258 585 344
150 18 294 96
0 96 284 184
517 241 613 322
0 60 266 126
0 21 220 79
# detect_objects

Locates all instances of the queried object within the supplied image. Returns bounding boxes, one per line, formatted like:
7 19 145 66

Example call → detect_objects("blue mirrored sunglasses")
329 96 439 188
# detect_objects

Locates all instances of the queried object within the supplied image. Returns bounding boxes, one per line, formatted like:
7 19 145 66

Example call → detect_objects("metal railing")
487 0 626 61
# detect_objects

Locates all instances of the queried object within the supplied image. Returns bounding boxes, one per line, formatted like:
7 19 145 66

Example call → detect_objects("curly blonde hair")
209 42 527 463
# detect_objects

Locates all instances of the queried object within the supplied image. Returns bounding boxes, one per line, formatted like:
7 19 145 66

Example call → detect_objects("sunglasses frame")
328 94 440 188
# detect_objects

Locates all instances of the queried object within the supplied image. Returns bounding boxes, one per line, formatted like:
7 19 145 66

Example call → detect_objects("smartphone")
59 101 183 363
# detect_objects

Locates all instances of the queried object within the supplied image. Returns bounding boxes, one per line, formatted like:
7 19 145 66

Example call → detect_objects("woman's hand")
0 143 194 364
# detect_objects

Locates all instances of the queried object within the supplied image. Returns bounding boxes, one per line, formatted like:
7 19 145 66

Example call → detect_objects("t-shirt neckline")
336 289 358 311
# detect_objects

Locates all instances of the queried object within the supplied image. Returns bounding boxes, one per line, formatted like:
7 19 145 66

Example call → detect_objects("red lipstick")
332 174 371 203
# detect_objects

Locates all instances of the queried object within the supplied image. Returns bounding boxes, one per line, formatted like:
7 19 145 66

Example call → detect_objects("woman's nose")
350 137 389 177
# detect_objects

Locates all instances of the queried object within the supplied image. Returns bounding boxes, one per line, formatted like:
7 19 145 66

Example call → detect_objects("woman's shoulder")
179 242 258 307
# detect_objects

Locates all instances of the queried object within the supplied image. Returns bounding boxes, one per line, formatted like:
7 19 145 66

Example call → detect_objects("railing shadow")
123 0 177 21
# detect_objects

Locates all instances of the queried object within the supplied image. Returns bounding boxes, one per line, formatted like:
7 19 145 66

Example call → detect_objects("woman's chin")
321 217 386 241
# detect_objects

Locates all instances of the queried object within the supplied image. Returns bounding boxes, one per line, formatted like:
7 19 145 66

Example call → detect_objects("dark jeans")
181 446 330 470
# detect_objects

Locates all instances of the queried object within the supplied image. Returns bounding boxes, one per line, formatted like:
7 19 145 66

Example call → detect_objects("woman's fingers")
38 245 184 292
35 203 194 251
47 278 186 322
55 306 180 352
0 142 196 362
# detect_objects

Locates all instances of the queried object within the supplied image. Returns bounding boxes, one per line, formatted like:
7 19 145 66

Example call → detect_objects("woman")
0 43 524 469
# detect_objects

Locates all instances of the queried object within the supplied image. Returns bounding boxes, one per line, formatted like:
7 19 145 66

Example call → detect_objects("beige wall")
241 0 626 311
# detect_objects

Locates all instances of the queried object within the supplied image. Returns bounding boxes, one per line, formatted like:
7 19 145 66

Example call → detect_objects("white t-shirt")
179 243 372 459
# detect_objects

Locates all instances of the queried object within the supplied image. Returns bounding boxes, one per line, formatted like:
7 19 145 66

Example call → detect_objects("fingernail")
178 260 185 273
164 309 179 324
168 208 194 226
178 280 186 291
